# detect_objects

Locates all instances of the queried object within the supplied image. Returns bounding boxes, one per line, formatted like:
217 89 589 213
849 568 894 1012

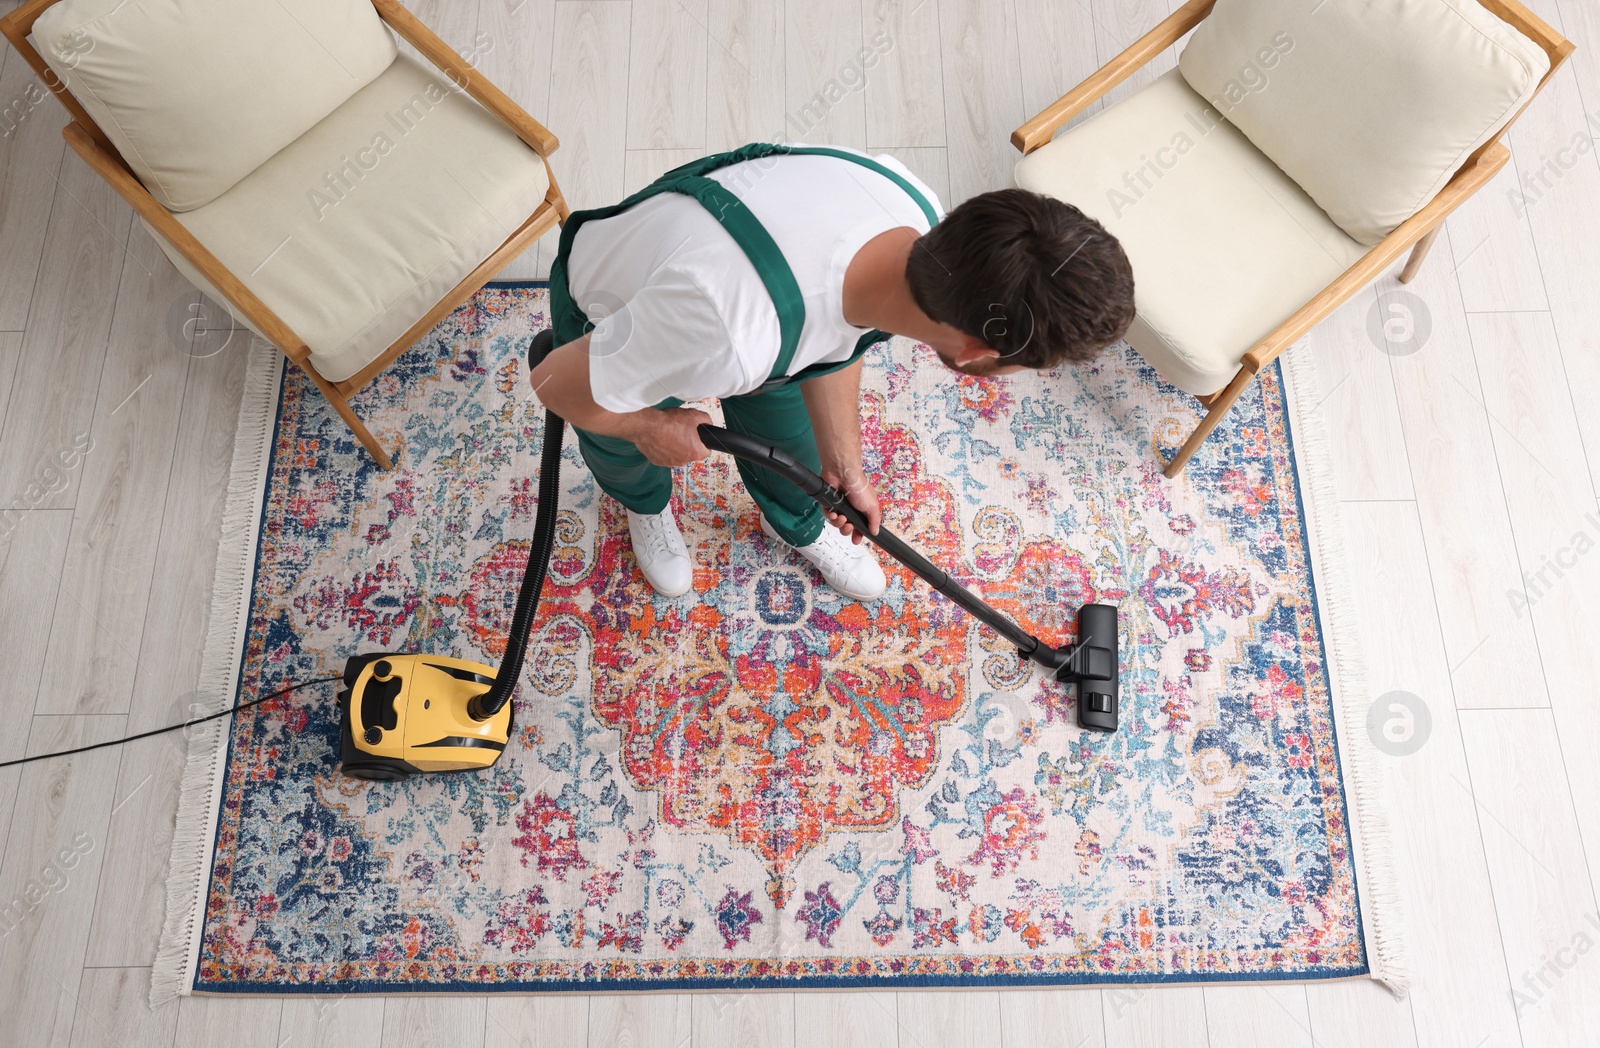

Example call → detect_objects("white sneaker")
760 514 887 601
626 507 693 596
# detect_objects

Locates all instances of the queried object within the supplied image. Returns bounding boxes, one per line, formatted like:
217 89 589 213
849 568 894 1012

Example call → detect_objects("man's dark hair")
906 189 1135 369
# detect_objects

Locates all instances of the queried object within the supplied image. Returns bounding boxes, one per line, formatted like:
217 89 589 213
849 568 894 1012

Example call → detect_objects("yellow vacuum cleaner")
336 335 568 780
337 654 508 778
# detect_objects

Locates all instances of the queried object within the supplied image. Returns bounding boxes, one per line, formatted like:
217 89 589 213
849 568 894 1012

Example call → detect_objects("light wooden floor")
2 0 1598 1045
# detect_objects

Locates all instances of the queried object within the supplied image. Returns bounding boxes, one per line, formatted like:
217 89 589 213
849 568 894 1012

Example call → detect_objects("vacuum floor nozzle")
1056 603 1119 732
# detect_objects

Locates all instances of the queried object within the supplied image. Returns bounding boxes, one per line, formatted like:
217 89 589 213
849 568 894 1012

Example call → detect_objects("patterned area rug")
154 283 1401 999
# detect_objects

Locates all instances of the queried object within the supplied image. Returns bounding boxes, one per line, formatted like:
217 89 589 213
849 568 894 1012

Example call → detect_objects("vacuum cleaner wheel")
340 761 407 782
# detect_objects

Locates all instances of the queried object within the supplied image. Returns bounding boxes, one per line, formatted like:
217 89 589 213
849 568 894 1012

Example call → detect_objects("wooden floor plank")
935 0 1025 204
0 330 21 429
173 997 281 1048
67 967 179 1048
34 227 192 717
1088 0 1180 111
1459 709 1600 1047
0 51 65 331
1100 987 1207 1048
863 0 947 150
400 0 480 62
587 994 690 1048
1445 157 1551 315
0 509 71 763
0 510 68 914
897 991 1002 1048
1303 288 1415 502
692 992 794 1048
1384 233 1548 709
536 1 634 276
1013 0 1102 127
624 148 707 195
0 716 129 1048
1304 978 1418 1048
1202 986 1311 1048
0 147 129 511
1505 3 1600 496
785 0 869 148
82 326 254 967
380 997 487 1048
705 0 787 149
483 998 589 1048
278 996 387 1048
998 988 1104 1048
1468 310 1600 906
792 992 899 1048
475 0 558 281
627 0 710 151
1341 501 1520 1048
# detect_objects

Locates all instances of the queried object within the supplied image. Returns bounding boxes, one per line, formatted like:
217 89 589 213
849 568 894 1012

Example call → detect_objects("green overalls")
547 143 938 547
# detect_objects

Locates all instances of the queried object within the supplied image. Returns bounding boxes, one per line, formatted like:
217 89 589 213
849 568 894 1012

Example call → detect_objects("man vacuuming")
529 144 1135 600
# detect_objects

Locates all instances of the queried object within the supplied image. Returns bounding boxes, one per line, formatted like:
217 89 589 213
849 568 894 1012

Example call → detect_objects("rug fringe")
1279 349 1410 998
150 341 285 1006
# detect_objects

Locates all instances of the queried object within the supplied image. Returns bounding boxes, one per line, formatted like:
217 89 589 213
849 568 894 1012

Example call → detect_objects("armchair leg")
1163 367 1255 478
1399 225 1443 284
304 368 396 470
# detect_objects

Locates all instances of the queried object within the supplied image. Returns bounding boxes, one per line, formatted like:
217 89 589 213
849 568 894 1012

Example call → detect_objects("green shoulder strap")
548 143 938 387
656 143 940 229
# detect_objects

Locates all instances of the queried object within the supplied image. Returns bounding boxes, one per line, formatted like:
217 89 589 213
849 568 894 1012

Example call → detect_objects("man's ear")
951 336 1000 369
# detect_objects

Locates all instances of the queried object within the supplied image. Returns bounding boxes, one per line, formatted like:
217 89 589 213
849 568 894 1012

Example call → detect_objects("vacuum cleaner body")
337 652 511 779
336 359 565 781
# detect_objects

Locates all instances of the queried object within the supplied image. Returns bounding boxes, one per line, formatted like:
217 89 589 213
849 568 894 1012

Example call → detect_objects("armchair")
1 0 571 470
1012 0 1572 477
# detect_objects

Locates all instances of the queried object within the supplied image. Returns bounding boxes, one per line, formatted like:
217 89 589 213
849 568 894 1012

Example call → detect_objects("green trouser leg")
572 397 681 516
720 382 825 547
573 383 824 547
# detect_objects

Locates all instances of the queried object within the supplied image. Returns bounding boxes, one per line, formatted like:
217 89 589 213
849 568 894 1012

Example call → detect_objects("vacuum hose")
468 406 566 721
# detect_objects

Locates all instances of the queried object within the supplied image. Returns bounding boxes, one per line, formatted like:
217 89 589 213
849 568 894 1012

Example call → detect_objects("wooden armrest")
1240 142 1511 372
1011 0 1216 155
371 0 559 158
62 123 312 364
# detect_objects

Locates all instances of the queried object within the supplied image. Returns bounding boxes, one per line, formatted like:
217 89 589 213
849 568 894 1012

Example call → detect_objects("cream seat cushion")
1014 69 1368 396
147 55 551 384
1178 0 1548 245
31 0 396 212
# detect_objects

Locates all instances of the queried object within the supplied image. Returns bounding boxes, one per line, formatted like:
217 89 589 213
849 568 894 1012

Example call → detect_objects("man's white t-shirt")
566 147 944 413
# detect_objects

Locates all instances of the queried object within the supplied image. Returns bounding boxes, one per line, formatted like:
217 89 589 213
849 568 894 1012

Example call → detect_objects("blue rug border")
1267 354 1373 983
198 281 1372 994
193 962 1366 996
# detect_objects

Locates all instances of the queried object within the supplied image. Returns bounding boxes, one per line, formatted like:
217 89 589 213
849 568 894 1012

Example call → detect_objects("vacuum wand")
697 424 1121 732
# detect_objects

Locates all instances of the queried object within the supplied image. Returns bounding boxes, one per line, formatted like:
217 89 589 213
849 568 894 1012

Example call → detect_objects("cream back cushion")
31 0 396 212
1178 0 1549 245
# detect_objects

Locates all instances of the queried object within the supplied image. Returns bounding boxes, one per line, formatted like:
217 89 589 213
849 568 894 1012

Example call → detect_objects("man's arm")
801 359 882 542
529 334 711 467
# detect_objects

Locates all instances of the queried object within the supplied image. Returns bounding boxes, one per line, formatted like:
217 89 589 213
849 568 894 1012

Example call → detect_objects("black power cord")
0 676 343 769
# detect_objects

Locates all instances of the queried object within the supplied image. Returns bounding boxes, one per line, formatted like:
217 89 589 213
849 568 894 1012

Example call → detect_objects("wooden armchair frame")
1012 0 1573 478
1 0 571 470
